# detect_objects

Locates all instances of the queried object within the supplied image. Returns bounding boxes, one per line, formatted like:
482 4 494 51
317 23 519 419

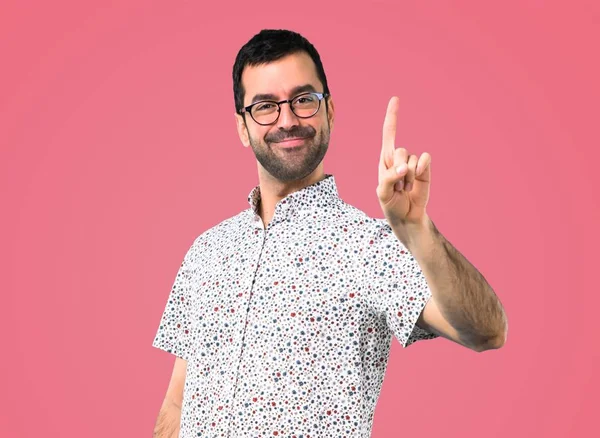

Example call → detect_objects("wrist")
389 214 436 255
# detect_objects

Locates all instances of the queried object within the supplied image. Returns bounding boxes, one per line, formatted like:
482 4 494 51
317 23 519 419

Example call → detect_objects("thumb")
377 163 407 204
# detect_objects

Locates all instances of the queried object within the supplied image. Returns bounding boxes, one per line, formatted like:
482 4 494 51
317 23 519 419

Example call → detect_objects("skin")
153 357 185 437
234 52 335 226
378 97 508 351
155 48 508 438
235 52 507 352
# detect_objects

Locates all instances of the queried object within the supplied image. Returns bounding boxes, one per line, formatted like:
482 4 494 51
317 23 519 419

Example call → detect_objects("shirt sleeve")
364 219 438 348
152 238 200 360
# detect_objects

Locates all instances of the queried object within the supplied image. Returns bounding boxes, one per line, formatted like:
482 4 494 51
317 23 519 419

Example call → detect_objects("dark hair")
232 29 330 114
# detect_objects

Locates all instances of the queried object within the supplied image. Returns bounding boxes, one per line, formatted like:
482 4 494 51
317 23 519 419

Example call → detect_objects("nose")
276 101 299 129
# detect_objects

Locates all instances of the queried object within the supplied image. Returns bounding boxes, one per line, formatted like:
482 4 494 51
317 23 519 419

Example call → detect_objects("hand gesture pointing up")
377 97 432 229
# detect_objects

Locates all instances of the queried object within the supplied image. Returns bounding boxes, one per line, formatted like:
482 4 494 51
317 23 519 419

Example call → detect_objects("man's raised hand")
377 96 432 228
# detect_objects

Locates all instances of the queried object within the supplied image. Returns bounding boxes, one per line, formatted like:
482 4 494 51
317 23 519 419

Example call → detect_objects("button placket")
225 221 267 437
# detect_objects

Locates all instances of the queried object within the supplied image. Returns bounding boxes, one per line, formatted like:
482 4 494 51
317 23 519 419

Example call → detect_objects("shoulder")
187 208 252 251
337 201 394 237
337 201 410 259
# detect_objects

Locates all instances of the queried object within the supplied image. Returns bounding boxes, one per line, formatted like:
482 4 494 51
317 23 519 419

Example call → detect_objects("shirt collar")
247 174 340 223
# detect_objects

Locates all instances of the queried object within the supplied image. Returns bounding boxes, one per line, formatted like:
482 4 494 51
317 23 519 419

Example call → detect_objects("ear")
234 112 251 147
326 96 335 131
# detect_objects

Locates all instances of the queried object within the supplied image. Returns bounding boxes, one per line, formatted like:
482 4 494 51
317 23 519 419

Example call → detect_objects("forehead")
241 52 322 104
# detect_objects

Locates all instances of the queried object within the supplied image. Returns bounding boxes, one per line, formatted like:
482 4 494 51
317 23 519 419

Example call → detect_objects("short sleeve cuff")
152 330 191 361
402 293 439 347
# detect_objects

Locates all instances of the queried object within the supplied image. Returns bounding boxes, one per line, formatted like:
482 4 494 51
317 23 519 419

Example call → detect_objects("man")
152 29 507 438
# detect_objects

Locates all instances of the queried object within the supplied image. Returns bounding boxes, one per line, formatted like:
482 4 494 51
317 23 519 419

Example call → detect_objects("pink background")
2 1 599 437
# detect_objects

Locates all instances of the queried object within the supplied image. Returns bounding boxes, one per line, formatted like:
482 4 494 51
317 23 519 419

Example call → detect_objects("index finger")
381 96 399 169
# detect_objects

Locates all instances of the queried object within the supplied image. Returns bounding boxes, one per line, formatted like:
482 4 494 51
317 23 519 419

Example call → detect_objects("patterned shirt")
152 175 437 437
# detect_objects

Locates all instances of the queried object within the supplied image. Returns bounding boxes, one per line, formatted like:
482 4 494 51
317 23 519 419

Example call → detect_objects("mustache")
265 126 316 143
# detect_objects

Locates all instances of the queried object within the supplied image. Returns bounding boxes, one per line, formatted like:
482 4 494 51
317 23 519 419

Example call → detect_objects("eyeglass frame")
240 92 330 126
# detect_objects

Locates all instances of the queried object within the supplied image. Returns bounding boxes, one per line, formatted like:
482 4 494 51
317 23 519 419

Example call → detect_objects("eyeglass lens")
251 93 321 125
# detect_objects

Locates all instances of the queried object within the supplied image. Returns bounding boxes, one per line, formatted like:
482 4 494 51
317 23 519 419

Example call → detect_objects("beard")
248 123 330 182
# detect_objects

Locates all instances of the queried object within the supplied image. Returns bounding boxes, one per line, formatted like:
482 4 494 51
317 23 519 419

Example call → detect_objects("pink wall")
2 1 598 436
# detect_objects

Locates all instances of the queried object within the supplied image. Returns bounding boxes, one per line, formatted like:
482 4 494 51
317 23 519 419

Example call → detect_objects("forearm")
153 400 181 438
396 216 507 349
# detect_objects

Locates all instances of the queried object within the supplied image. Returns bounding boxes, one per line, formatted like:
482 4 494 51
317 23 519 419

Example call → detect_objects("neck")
256 164 326 227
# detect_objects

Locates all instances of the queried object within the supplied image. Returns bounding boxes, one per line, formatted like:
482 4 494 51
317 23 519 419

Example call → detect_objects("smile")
273 137 310 148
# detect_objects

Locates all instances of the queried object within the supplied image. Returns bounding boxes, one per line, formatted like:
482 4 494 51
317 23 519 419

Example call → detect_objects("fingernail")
397 180 404 191
405 182 412 192
395 164 406 174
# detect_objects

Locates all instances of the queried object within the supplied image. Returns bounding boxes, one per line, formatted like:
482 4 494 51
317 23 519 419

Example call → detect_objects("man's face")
236 52 335 182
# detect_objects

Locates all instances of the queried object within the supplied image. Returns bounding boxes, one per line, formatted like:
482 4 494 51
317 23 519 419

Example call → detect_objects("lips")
273 137 310 148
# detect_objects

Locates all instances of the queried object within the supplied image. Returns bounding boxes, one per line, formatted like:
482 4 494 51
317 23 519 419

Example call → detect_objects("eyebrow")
250 84 319 104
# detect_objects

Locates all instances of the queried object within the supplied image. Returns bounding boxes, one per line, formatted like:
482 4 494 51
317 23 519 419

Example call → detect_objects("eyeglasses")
241 92 329 126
